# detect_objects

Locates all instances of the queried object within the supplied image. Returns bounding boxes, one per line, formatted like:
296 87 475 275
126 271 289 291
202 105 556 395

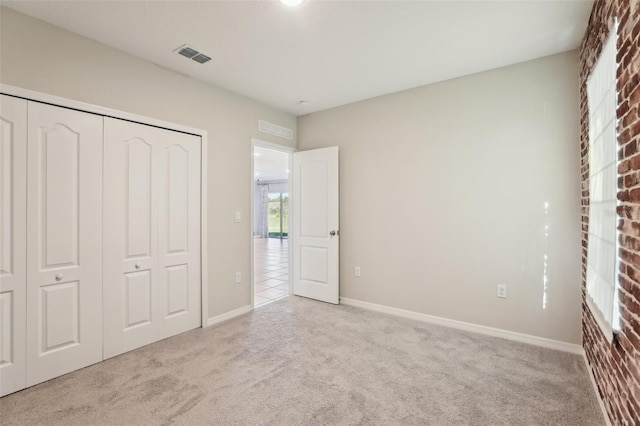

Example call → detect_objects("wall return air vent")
175 44 211 64
258 120 293 140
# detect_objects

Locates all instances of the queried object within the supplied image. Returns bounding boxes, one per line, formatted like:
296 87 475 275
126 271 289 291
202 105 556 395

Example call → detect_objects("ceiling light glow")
280 0 304 7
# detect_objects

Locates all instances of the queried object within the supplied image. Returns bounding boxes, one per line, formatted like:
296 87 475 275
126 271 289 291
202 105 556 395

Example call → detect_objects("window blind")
586 28 619 340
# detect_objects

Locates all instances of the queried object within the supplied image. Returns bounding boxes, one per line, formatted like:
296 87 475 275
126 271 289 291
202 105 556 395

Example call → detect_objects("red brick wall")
580 0 640 424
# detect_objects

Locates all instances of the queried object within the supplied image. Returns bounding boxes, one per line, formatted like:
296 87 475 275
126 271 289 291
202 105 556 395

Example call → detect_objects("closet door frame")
0 84 209 328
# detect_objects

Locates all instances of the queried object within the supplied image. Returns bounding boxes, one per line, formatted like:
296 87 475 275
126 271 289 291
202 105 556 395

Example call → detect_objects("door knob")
135 263 141 269
329 230 336 236
55 274 64 281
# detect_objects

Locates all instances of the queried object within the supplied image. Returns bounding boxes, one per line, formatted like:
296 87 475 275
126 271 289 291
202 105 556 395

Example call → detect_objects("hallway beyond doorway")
254 237 289 307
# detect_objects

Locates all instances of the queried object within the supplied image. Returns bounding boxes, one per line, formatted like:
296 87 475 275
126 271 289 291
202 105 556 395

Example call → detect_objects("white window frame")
585 26 620 341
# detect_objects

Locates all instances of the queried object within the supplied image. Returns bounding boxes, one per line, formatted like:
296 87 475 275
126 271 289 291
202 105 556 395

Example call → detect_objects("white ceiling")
254 146 290 182
3 0 594 116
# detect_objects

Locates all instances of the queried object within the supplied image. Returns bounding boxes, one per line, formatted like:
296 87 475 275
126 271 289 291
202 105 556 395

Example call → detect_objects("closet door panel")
124 270 152 327
167 145 189 253
158 131 201 339
103 118 158 359
42 127 79 266
104 118 201 356
26 102 103 386
0 95 27 397
126 139 152 258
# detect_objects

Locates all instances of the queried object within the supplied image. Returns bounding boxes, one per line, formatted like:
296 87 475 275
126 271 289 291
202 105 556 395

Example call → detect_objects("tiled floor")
254 237 289 307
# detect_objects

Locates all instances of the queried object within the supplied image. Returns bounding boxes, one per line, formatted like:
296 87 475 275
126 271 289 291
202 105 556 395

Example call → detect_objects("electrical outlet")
235 272 241 283
497 284 507 298
354 266 361 277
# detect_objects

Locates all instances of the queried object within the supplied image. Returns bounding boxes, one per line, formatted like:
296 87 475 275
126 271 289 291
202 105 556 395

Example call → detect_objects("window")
586 28 619 340
268 192 289 239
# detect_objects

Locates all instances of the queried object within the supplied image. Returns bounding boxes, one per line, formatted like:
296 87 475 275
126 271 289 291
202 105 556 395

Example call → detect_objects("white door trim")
0 83 210 328
250 138 295 309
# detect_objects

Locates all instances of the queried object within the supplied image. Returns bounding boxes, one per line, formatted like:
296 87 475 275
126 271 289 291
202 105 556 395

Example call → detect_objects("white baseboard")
340 297 584 355
583 353 611 425
206 305 252 327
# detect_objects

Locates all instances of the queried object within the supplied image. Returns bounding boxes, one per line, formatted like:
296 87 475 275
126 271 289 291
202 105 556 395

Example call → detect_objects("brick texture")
581 1 640 424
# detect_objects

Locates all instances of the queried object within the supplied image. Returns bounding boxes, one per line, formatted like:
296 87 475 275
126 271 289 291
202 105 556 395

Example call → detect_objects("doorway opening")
252 144 292 307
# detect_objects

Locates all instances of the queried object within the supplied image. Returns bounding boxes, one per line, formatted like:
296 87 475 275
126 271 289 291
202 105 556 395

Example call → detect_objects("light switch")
235 211 241 223
497 284 507 298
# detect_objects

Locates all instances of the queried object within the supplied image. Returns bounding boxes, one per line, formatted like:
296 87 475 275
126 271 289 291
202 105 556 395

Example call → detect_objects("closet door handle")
135 263 141 270
55 274 64 281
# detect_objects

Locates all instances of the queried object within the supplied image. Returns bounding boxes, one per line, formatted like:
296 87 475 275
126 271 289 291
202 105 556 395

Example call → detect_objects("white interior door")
156 129 201 340
292 147 339 304
103 118 159 358
0 95 27 396
103 118 200 359
26 102 103 386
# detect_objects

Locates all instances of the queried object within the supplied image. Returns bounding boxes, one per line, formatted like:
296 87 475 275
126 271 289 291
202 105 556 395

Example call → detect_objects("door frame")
0 84 210 327
250 138 295 309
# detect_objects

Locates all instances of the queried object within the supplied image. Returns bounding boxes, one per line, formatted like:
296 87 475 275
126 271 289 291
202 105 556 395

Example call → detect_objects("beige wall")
298 52 582 343
1 6 584 343
0 7 297 318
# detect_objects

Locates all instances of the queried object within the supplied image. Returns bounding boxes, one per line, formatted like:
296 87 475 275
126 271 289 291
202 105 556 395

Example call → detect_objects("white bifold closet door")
103 118 201 359
26 102 104 386
0 95 27 396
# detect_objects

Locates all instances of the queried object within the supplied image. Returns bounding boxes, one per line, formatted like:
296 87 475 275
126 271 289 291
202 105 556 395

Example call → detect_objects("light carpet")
0 296 604 425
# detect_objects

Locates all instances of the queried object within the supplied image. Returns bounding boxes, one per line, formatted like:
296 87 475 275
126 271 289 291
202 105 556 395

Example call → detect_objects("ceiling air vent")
175 44 212 64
